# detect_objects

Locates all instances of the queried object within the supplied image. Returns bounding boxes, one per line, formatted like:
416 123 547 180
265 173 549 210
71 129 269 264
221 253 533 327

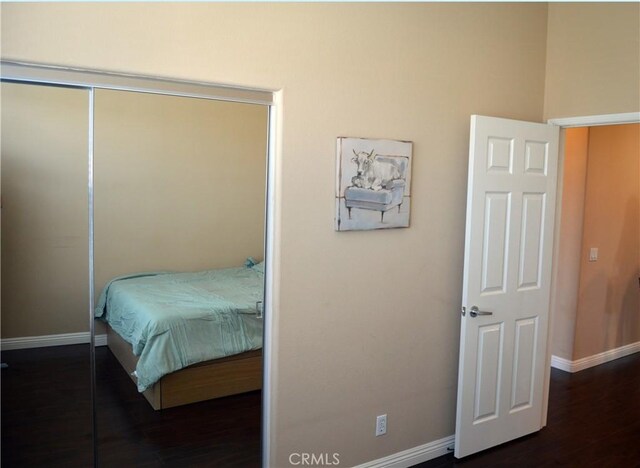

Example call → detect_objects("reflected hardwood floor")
415 352 640 468
1 344 93 467
1 344 261 467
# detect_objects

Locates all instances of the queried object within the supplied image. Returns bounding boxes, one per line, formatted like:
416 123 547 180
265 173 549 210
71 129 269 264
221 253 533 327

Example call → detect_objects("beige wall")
544 3 640 120
551 127 589 360
573 124 640 359
2 3 638 466
1 83 89 337
1 4 549 465
94 89 267 293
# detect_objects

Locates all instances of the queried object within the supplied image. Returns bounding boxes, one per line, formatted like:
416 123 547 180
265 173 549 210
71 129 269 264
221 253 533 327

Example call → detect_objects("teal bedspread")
95 264 264 392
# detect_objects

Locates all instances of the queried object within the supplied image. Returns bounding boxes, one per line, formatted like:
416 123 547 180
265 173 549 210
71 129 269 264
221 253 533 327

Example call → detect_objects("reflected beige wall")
1 84 267 338
551 127 589 360
2 3 639 466
94 90 267 294
573 124 640 359
1 83 89 338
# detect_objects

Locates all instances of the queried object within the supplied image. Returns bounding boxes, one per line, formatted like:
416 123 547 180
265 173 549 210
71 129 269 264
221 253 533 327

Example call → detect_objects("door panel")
474 323 504 423
481 192 510 294
518 193 545 289
510 317 537 411
455 115 559 458
487 137 513 173
524 141 548 174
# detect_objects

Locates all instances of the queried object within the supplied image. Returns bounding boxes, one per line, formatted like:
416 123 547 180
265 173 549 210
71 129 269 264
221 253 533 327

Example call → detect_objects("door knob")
469 306 492 318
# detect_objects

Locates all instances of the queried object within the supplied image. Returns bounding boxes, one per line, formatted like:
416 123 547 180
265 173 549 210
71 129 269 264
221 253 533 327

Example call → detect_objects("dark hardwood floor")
1 344 93 467
415 352 640 468
1 344 261 467
3 346 639 467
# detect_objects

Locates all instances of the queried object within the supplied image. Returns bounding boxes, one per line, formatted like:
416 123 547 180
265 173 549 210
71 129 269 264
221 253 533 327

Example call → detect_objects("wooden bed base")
106 325 263 410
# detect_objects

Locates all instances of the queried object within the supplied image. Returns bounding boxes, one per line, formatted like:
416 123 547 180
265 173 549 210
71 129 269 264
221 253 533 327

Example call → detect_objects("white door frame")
262 91 282 468
1 61 280 468
542 111 640 426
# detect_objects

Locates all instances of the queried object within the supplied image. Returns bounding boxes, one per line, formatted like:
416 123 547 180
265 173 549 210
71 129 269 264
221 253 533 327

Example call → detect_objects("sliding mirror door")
93 89 268 465
1 82 93 466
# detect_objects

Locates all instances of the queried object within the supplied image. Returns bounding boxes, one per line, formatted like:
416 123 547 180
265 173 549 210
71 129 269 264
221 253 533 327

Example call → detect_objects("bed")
95 261 264 410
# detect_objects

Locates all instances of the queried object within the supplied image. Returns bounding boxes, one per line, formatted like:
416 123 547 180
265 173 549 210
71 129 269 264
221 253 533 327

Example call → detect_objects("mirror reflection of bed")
93 90 268 464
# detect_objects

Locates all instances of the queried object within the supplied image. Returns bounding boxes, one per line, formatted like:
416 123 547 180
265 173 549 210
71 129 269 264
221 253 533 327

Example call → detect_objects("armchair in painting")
344 154 408 223
344 179 406 222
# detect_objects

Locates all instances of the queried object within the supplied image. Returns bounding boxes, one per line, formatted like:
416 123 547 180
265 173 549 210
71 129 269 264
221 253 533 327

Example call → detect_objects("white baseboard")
550 355 573 372
1 332 107 351
354 435 454 468
95 333 107 347
551 341 640 373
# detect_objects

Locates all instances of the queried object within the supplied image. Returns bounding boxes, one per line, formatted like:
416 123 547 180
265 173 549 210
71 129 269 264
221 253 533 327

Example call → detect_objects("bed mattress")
95 264 264 392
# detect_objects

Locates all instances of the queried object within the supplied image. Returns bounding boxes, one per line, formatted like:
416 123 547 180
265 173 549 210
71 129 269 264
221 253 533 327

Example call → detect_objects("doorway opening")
545 112 640 421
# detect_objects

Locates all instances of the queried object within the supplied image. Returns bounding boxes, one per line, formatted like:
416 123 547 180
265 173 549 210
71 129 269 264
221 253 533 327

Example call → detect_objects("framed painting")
335 137 413 231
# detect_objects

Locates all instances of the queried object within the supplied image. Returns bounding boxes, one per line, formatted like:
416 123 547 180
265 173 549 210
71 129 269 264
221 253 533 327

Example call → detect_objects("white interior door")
454 115 559 458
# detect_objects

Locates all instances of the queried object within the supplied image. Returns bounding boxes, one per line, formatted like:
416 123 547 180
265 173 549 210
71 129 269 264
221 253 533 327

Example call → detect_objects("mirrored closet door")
1 82 93 467
92 89 268 465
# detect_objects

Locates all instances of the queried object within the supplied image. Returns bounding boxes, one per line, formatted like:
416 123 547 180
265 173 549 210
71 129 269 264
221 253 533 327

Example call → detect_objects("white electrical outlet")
375 414 387 436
